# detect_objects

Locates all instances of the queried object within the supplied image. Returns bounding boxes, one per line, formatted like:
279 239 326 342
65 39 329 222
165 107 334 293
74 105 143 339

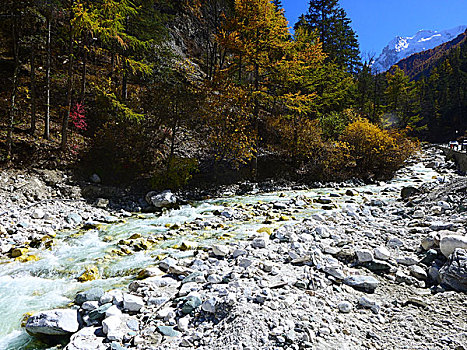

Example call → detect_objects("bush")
151 157 199 190
339 118 418 179
319 108 357 140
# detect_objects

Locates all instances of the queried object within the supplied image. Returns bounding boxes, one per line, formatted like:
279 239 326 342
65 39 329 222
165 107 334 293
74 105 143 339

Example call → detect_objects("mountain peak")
372 25 467 73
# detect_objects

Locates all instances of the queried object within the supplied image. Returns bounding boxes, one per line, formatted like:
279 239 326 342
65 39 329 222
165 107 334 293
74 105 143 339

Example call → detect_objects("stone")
75 287 105 305
344 275 379 293
439 235 467 257
421 234 435 251
95 198 109 208
11 247 28 258
105 305 123 318
157 325 181 338
374 246 391 261
358 296 380 314
420 249 438 266
356 249 374 263
345 189 357 196
66 213 83 225
102 316 123 341
65 327 107 350
177 317 190 332
252 237 267 249
315 226 330 238
137 267 164 279
88 303 112 322
338 301 352 313
90 174 101 184
401 186 419 200
32 208 45 219
439 248 467 292
145 190 177 208
201 298 216 313
361 260 392 273
181 295 202 315
238 257 253 268
77 265 100 282
81 301 99 311
212 244 230 257
395 255 418 266
412 209 424 218
409 265 427 280
159 257 178 272
123 293 144 312
26 309 79 336
429 221 453 231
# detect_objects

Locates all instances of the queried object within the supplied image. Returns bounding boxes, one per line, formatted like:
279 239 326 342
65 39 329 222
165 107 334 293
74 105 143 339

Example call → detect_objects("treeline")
0 0 418 186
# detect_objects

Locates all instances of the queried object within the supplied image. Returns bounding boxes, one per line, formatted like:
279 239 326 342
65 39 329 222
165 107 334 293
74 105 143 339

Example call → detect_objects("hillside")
393 29 467 80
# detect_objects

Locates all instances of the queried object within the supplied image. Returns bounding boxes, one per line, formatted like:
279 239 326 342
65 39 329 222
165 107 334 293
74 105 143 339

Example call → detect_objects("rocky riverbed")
1 146 466 350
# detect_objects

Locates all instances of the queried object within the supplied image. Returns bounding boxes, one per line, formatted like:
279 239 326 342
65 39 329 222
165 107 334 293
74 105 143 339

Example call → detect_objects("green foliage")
319 108 356 140
151 157 199 190
297 0 361 74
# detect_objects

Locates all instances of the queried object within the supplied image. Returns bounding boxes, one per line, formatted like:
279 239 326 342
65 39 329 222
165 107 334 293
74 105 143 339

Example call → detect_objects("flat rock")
344 275 379 293
123 293 144 312
65 327 107 350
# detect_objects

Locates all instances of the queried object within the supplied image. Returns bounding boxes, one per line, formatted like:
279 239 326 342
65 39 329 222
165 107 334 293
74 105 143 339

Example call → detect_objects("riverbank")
1 146 466 350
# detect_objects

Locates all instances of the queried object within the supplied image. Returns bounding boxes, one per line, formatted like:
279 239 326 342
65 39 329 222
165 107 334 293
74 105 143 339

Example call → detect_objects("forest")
0 0 464 188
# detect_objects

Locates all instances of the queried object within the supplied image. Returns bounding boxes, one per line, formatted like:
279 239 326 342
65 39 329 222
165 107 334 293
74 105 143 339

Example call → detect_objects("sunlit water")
0 160 441 349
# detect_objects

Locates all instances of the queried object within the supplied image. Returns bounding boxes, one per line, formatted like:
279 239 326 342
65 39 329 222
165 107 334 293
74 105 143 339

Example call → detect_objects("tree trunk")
6 14 20 160
44 14 51 140
30 45 37 135
61 2 74 151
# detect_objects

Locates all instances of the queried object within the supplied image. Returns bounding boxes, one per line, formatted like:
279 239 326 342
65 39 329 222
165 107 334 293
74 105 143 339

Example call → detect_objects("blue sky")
282 0 467 57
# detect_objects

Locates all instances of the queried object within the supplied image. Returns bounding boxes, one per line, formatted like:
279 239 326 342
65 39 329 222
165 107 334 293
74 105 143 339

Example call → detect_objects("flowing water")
0 160 441 350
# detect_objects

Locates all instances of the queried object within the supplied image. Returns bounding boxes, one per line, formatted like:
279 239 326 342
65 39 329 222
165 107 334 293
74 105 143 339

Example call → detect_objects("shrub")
340 118 418 179
151 157 199 190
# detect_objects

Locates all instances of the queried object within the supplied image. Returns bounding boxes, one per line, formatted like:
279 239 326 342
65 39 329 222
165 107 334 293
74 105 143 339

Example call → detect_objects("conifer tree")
297 0 361 74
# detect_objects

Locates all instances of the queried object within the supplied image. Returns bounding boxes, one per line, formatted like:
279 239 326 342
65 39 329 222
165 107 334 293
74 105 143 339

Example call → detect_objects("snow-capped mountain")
372 25 467 73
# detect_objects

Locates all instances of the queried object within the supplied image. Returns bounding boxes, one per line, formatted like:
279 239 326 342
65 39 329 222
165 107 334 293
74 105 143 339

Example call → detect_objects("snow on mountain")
372 25 467 73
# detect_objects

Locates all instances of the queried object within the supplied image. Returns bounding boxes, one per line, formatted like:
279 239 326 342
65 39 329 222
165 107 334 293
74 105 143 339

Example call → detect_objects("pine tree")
297 0 361 74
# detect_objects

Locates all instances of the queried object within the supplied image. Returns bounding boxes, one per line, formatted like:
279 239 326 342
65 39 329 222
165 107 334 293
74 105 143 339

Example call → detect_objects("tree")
296 0 361 74
385 67 420 129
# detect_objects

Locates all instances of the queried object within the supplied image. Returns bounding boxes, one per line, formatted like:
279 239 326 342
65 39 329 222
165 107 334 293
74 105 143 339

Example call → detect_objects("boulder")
439 235 467 257
65 327 107 350
123 293 144 312
145 190 177 208
439 248 467 292
75 287 105 305
26 309 79 336
344 275 379 293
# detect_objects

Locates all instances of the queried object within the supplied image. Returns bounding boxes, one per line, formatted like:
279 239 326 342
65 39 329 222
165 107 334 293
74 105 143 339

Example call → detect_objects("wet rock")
439 235 467 257
11 247 28 258
145 190 177 208
26 309 79 336
75 287 105 305
77 265 100 282
439 248 467 292
137 267 164 279
344 275 379 293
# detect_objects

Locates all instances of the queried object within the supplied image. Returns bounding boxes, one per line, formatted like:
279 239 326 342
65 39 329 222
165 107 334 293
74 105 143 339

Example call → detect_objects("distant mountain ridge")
392 29 467 80
372 25 467 73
